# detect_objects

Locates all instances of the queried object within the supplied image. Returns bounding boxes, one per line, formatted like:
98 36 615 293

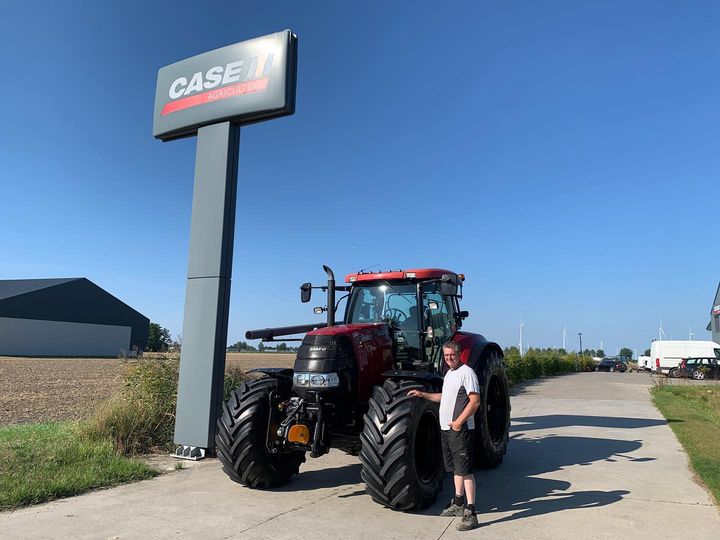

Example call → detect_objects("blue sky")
1 1 718 355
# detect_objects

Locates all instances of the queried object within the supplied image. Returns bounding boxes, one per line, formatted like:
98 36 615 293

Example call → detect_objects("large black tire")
473 352 511 468
360 379 444 511
215 378 305 488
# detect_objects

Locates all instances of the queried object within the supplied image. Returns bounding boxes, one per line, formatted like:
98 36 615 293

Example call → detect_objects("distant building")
709 281 720 345
0 278 149 357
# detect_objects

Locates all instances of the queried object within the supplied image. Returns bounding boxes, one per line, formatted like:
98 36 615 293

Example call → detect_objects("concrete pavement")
1 372 718 539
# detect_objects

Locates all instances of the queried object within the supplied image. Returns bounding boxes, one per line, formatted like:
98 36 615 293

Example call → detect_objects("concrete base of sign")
173 445 206 461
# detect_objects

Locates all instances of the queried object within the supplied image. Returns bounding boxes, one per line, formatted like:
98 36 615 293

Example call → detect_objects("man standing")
408 341 480 531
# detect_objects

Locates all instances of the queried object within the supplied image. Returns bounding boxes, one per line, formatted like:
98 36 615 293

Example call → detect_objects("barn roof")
0 278 79 301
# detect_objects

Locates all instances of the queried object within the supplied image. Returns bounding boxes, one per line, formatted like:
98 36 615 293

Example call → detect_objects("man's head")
443 341 462 370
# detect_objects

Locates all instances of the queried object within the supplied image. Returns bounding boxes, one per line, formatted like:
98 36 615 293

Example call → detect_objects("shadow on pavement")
421 433 648 522
478 482 630 526
512 414 667 432
275 463 363 492
502 434 653 473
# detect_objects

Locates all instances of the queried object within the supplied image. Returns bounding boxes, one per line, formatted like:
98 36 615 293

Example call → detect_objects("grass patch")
0 422 155 511
652 385 720 504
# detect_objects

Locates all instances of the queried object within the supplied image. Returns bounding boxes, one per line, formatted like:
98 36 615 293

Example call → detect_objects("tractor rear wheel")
215 378 305 488
360 379 443 511
473 352 511 468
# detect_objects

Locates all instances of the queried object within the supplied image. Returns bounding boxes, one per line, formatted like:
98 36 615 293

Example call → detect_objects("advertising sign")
153 30 297 141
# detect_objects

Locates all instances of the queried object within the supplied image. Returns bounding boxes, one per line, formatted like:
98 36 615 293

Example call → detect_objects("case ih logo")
161 54 274 116
153 30 296 141
714 304 720 314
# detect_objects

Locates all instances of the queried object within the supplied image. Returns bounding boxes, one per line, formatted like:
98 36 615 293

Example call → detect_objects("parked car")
670 357 720 380
637 355 652 372
595 358 627 373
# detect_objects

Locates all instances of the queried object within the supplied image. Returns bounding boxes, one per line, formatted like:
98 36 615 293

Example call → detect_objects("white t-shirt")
439 364 480 430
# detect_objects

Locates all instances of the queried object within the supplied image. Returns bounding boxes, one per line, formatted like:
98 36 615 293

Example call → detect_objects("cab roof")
344 268 463 284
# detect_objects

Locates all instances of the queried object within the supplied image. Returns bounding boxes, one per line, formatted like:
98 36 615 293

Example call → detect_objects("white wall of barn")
0 317 131 356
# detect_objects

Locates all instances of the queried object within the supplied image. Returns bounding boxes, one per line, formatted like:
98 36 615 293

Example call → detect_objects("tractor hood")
305 322 388 337
295 322 394 402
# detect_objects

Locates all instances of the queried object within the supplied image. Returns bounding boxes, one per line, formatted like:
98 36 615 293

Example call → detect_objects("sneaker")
440 500 464 517
456 509 479 531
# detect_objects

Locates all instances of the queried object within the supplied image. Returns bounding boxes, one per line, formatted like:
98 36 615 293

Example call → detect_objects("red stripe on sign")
161 77 270 116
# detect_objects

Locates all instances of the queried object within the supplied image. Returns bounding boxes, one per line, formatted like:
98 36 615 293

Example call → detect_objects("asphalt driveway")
1 372 718 539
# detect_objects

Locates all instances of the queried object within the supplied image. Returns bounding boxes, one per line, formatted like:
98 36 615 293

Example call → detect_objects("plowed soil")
0 353 295 427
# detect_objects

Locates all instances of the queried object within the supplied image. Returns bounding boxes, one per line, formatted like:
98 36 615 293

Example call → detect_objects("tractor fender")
246 367 294 393
451 332 504 372
247 367 294 380
382 370 444 392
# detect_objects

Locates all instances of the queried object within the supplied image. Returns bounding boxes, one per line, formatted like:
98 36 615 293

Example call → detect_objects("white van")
637 355 652 371
650 340 720 376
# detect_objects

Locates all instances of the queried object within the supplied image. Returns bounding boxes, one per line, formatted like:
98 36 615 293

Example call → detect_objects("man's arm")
407 389 441 403
448 392 480 431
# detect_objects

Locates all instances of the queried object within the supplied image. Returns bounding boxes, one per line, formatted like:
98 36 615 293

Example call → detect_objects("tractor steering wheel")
384 309 407 324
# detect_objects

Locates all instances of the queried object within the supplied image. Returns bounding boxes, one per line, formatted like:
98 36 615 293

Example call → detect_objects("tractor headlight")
293 372 340 388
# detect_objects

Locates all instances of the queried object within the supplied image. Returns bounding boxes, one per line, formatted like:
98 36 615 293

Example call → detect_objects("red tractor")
216 266 510 511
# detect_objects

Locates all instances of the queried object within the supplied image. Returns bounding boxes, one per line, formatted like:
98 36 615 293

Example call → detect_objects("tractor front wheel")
360 379 443 511
215 378 305 488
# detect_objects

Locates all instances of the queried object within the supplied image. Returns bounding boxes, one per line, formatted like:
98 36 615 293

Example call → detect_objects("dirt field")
0 353 295 427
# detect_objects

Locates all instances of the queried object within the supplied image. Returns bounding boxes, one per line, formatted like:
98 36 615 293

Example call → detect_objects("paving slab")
1 371 717 539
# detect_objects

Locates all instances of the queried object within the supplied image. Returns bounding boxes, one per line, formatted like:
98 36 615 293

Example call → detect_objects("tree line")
145 322 300 353
226 341 299 353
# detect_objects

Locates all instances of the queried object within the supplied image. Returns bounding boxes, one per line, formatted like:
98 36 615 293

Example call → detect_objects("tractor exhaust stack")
323 265 335 328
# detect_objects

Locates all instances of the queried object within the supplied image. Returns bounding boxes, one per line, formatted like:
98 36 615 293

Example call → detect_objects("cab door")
421 282 457 371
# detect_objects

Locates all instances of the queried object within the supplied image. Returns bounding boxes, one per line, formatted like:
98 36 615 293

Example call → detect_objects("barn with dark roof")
0 278 149 356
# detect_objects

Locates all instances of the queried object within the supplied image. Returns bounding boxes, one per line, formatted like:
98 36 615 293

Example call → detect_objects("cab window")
421 282 457 365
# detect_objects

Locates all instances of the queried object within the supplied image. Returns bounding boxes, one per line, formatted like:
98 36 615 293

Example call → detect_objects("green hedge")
503 348 595 385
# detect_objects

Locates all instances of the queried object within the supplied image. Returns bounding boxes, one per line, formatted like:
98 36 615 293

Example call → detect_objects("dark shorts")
441 428 474 476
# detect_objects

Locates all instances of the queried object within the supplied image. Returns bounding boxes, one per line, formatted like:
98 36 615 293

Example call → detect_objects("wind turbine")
519 321 524 356
689 327 694 340
659 318 667 340
562 325 567 350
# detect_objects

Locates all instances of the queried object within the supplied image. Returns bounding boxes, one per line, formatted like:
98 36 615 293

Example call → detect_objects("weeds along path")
0 353 296 426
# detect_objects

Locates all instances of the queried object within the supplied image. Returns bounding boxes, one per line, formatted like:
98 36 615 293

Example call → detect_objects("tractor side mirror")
440 274 458 296
301 283 312 303
458 310 469 319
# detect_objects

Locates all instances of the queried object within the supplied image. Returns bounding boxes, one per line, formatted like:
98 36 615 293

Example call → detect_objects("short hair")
442 341 461 355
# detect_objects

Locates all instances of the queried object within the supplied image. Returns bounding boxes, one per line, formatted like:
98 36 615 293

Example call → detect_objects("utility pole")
577 332 582 371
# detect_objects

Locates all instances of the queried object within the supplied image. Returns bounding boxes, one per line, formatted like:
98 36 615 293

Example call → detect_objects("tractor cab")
343 269 466 372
